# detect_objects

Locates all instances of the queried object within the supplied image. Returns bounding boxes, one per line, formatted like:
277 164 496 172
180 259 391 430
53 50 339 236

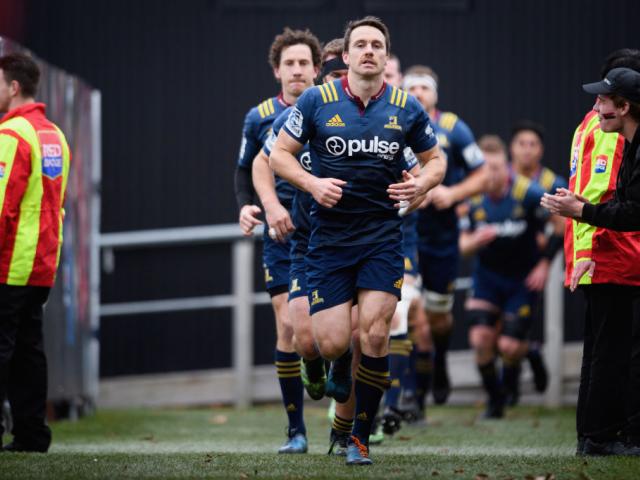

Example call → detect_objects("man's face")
510 130 544 170
408 83 437 112
0 70 14 113
594 95 625 133
484 151 509 193
343 26 387 78
322 54 348 83
383 58 402 87
274 44 318 98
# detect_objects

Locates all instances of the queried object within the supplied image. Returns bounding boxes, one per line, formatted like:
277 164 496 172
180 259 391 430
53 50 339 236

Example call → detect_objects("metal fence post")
232 238 254 408
544 253 565 407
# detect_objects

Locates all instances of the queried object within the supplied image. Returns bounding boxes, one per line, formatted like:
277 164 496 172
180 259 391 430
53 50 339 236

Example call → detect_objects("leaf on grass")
475 474 489 480
398 435 413 441
524 475 535 480
141 435 157 442
432 471 439 476
209 415 228 425
239 473 248 479
454 468 464 474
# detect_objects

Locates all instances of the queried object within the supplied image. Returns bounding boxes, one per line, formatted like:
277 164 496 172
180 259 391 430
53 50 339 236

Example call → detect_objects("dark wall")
11 0 637 377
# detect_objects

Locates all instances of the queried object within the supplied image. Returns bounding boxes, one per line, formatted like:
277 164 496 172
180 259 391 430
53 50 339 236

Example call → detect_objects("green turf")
2 404 639 479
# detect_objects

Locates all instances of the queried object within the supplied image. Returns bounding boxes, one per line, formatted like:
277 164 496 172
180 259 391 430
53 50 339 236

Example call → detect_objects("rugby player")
404 65 487 409
233 27 322 454
460 135 547 419
270 17 445 464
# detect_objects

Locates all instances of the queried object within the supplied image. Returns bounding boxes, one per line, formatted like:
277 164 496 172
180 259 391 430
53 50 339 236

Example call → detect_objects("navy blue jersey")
417 111 484 255
463 174 547 278
237 95 296 208
533 166 568 194
263 106 313 257
282 78 437 247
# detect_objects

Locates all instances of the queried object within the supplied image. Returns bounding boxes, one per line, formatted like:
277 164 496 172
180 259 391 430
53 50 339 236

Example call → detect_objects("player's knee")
293 331 316 358
469 324 496 352
423 290 454 322
498 336 526 361
317 336 350 361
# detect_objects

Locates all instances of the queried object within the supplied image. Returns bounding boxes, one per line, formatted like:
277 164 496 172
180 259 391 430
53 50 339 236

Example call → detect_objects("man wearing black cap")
542 65 640 456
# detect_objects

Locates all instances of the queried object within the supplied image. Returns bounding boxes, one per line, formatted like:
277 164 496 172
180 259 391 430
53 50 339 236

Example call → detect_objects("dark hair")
0 52 40 98
322 38 344 63
478 134 507 155
268 28 322 69
510 120 545 144
343 16 391 53
601 49 640 77
611 95 640 123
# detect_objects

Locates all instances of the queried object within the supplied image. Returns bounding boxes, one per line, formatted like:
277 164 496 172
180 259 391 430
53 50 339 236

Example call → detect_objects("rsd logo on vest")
0 162 5 179
39 131 63 180
594 155 608 174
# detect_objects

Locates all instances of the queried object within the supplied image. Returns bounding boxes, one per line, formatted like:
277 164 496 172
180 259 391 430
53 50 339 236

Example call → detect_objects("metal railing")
97 224 566 408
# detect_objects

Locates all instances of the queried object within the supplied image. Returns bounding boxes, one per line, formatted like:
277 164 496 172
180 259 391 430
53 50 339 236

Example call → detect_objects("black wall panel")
13 0 636 376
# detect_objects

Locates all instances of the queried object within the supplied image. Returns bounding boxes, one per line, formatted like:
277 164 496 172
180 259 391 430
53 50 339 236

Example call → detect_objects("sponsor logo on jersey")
595 154 608 173
311 289 324 306
325 135 400 160
384 115 402 131
425 124 435 138
0 162 5 179
39 131 63 180
286 107 304 138
325 114 345 127
300 151 312 171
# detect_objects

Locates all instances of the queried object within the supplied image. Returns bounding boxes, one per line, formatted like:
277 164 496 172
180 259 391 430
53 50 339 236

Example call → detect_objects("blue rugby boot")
278 428 308 454
346 435 373 465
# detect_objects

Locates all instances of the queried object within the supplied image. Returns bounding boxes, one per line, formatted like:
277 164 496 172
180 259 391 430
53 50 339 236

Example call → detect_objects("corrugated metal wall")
18 0 637 377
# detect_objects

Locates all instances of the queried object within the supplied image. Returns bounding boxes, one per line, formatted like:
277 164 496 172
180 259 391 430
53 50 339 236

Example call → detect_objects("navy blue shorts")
262 229 291 296
471 264 536 340
418 249 459 294
305 241 404 315
288 255 308 301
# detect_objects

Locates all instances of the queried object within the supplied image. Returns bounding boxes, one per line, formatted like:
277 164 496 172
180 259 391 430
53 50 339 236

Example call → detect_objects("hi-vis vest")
564 110 640 286
0 103 70 287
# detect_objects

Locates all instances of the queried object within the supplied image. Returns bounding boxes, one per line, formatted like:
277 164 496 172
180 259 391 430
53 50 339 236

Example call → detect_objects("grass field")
2 404 639 479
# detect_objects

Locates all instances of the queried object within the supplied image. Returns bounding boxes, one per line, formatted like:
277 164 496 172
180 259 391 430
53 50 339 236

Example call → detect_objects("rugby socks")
332 345 352 376
501 358 521 397
332 414 354 436
433 330 451 369
275 350 306 435
303 355 325 383
478 358 501 402
385 334 411 408
353 354 390 443
415 350 434 410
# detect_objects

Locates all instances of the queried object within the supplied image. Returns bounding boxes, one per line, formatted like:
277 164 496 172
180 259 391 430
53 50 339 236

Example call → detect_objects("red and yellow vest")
564 110 640 286
0 102 70 287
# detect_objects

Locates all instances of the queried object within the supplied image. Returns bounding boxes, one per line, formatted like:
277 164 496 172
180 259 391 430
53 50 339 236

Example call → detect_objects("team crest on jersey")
512 205 525 218
595 155 608 174
473 208 487 222
0 162 5 179
384 116 402 131
286 107 304 138
325 114 345 127
39 131 63 180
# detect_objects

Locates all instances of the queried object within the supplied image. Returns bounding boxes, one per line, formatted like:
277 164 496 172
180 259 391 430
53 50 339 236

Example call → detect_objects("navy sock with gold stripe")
385 335 410 408
275 350 305 435
332 414 354 435
353 354 390 443
415 350 433 410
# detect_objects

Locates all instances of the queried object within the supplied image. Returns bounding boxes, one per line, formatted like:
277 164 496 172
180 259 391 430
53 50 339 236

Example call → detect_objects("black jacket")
582 126 640 231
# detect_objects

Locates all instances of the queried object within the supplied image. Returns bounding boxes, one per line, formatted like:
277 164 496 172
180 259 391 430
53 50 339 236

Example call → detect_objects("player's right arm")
235 108 264 236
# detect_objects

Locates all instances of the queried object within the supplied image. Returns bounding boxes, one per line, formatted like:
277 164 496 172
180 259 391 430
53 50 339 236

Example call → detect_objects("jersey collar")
341 77 387 114
276 93 291 107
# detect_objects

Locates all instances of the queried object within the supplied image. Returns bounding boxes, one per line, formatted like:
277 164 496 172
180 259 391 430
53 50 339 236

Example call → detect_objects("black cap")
583 67 640 103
